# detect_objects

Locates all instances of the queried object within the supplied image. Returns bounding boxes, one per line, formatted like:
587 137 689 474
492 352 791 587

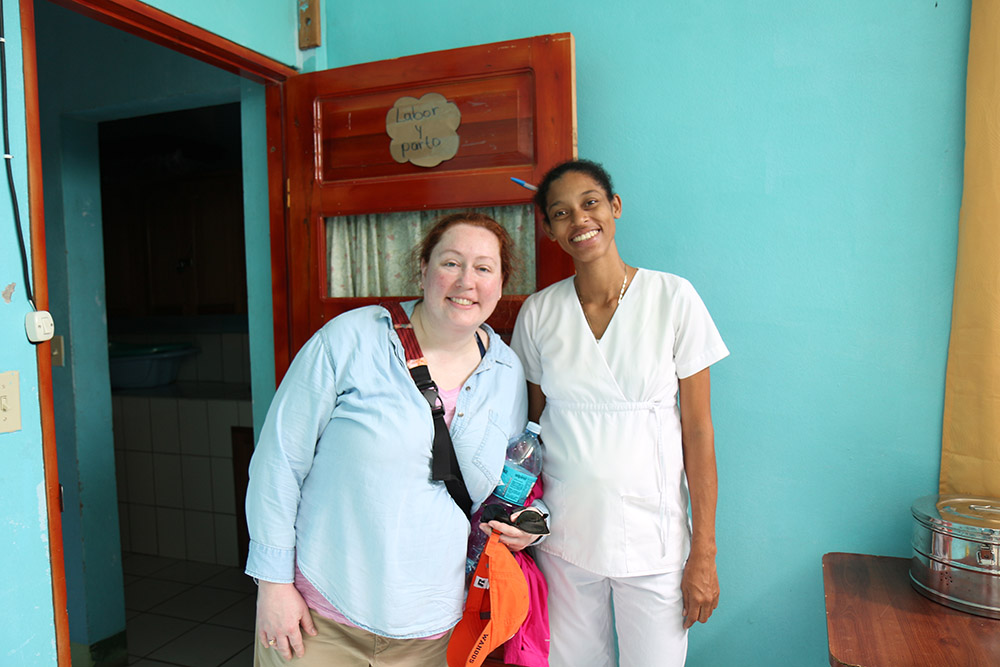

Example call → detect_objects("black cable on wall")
0 0 37 310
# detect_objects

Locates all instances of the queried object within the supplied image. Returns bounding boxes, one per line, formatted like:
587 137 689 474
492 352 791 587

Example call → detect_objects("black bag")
383 301 473 520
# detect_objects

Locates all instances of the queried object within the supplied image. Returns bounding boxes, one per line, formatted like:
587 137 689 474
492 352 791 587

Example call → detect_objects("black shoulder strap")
383 301 472 520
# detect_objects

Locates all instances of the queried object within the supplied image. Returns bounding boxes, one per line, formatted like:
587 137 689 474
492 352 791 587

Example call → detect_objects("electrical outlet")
0 371 21 434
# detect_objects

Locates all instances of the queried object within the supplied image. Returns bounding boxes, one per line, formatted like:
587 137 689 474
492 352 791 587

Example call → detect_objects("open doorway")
100 104 247 321
99 103 252 568
31 0 279 661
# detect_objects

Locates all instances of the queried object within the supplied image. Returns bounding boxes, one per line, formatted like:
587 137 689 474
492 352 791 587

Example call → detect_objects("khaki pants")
254 610 451 666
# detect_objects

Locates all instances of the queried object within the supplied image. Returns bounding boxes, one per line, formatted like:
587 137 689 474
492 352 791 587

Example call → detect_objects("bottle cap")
526 421 541 435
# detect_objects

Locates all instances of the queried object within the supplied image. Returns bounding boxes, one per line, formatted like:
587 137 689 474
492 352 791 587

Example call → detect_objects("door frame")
274 34 577 376
20 1 294 663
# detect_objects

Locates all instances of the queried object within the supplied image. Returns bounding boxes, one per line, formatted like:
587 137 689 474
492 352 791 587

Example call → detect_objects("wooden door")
269 33 578 378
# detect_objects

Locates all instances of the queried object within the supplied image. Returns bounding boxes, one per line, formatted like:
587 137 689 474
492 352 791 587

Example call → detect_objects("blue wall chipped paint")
321 1 969 664
0 1 59 663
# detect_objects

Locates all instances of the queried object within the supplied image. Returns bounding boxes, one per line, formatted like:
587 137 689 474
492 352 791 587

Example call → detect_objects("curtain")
326 205 536 298
940 0 1000 498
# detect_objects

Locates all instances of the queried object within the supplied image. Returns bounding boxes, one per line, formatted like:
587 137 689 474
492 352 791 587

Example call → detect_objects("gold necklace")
577 265 630 335
615 265 628 305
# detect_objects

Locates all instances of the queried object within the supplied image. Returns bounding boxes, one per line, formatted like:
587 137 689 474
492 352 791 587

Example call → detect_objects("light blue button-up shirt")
245 302 527 638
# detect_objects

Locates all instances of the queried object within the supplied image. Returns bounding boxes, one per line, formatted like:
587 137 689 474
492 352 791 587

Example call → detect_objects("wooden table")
823 552 1000 667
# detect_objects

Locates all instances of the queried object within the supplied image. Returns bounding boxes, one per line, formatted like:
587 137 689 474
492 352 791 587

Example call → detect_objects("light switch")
25 311 55 343
51 335 65 367
0 371 21 434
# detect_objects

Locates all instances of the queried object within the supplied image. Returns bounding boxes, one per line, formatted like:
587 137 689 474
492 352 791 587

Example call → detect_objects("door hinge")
286 178 291 208
58 484 64 513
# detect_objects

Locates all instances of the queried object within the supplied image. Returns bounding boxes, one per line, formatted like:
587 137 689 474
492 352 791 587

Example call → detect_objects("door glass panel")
325 204 536 298
317 72 534 182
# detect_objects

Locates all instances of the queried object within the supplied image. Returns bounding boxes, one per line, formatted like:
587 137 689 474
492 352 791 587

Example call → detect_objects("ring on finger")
268 638 277 647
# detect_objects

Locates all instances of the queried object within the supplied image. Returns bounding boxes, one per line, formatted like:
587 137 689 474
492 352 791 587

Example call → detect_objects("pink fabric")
499 476 549 665
294 564 448 640
439 384 461 427
503 551 550 667
294 565 358 627
525 475 544 506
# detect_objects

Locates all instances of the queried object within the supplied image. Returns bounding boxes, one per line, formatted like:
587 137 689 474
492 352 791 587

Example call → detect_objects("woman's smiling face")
419 223 504 334
543 170 622 262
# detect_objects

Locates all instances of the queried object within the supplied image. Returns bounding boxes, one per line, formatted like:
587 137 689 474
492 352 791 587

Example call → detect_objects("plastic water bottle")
465 421 543 575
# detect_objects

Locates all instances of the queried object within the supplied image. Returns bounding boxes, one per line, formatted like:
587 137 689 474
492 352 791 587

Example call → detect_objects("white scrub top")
511 269 729 577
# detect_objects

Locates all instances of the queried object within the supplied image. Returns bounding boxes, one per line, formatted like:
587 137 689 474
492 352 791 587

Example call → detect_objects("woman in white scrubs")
511 160 729 666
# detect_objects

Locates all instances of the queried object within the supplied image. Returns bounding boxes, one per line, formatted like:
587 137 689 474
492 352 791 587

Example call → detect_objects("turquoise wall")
323 1 970 664
50 116 125 645
142 0 297 67
0 0 59 664
8 0 973 663
35 2 242 122
240 78 277 431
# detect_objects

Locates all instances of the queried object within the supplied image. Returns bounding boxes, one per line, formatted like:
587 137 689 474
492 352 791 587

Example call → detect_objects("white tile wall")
115 449 128 503
152 453 184 508
181 457 213 512
126 451 156 505
112 395 124 442
178 399 211 456
211 457 236 514
113 391 252 566
119 502 130 551
129 504 158 554
156 507 187 560
150 399 180 453
208 401 239 458
121 397 152 451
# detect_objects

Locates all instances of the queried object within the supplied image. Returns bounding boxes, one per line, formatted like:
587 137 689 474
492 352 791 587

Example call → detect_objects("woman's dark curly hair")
533 159 616 223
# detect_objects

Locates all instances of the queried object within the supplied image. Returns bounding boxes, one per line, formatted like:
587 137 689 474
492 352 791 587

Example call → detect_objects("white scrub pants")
536 550 688 667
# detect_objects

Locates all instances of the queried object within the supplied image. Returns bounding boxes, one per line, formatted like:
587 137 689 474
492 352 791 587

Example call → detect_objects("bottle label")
496 465 537 505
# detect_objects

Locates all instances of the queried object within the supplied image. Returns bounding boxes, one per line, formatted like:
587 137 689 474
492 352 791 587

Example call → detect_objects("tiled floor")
122 552 257 666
